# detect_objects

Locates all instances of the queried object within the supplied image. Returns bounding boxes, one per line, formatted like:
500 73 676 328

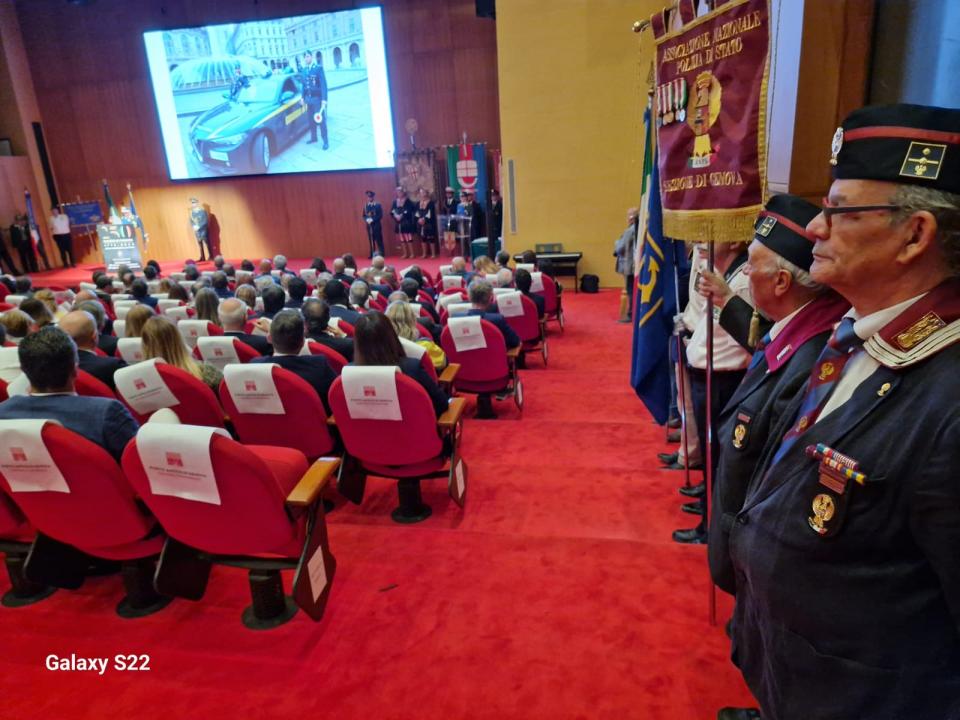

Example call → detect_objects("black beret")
754 194 820 272
830 103 960 194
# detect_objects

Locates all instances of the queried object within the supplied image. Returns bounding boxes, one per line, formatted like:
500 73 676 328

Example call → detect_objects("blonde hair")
141 316 204 381
124 304 154 338
235 284 257 310
0 309 32 339
385 301 419 341
473 255 497 275
34 289 58 316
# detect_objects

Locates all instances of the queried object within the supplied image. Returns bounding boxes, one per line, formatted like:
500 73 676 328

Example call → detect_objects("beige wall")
496 1 662 288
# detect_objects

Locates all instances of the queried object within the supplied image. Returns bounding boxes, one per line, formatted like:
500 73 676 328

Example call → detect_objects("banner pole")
706 240 717 626
673 241 692 488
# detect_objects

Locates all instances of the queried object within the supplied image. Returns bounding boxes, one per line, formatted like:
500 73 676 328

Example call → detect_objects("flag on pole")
23 189 41 253
126 183 149 246
102 179 119 220
446 142 488 209
630 105 681 425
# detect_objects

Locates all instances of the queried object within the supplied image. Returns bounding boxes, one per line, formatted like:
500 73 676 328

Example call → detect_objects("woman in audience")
193 287 220 325
18 298 54 329
0 308 34 343
157 278 173 293
140 316 223 391
310 257 327 273
167 283 189 304
385 300 446 370
353 311 448 417
473 255 498 277
33 289 67 321
235 284 258 313
342 253 358 272
124 304 154 338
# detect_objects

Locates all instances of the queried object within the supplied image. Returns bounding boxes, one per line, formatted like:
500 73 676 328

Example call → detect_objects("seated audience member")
353 312 448 418
255 259 276 284
520 249 537 267
450 256 473 282
0 309 35 347
251 310 336 411
213 255 224 270
474 255 498 276
496 250 512 270
124 304 154 338
349 280 370 310
193 287 220 325
59 310 125 389
222 263 236 280
141 316 223 391
76 300 117 356
143 264 158 282
166 282 189 304
273 254 295 277
302 298 353 361
331 258 352 284
34 289 67 321
467 279 521 349
0 327 137 460
401 278 441 323
235 284 257 312
386 301 446 370
285 277 308 309
259 284 286 320
373 270 398 296
538 259 563 295
218 298 271 356
120 271 135 291
131 278 158 308
515 268 545 318
310 257 327 273
146 259 162 276
14 276 33 296
240 259 256 272
342 253 358 272
212 271 234 299
18 298 54 329
324 280 362 324
183 264 200 282
94 274 115 301
496 268 513 289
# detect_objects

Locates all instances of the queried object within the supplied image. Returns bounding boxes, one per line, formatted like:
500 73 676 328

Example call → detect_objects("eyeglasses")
821 197 902 228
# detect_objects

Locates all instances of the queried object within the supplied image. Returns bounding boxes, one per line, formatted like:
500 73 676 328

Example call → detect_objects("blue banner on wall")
63 201 104 227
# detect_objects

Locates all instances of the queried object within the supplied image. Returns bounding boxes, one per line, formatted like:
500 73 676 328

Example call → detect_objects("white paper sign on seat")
0 347 21 383
446 303 472 318
115 358 180 415
344 268 356 278
147 281 162 294
497 291 525 318
448 316 487 352
398 336 427 360
516 263 536 273
300 268 318 285
112 280 125 290
439 264 454 276
178 320 210 350
137 423 230 506
115 304 136 320
223 363 283 415
112 294 132 302
178 280 195 295
79 282 97 293
113 320 127 339
151 293 169 301
4 295 26 307
328 316 341 331
170 272 186 282
529 271 545 293
158 299 183 313
117 337 145 364
197 336 240 371
442 275 463 290
0 419 69 493
493 287 515 297
438 293 466 310
341 366 402 421
487 274 500 288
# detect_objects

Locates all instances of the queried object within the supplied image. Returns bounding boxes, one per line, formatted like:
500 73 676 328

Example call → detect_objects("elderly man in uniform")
727 104 960 720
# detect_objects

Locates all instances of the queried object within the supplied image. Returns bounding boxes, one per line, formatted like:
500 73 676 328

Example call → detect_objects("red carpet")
0 285 756 718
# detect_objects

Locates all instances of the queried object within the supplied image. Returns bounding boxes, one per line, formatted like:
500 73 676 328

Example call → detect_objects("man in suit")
301 50 329 149
212 271 234 299
303 298 353 361
251 310 336 412
514 268 545 318
9 214 36 273
330 258 353 285
466 278 520 349
488 188 503 258
0 326 138 460
130 279 158 309
259 285 286 321
59 310 127 390
727 104 960 720
75 299 118 356
285 277 308 310
324 279 362 325
459 190 485 244
0 224 21 275
218 298 271 356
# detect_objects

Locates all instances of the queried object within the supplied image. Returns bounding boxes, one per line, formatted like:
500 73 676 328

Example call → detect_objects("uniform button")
736 515 749 526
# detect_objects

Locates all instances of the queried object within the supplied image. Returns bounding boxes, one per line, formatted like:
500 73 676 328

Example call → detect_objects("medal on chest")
804 444 867 537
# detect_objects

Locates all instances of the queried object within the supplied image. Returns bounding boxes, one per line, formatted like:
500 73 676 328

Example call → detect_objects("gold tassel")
618 289 629 322
748 308 761 349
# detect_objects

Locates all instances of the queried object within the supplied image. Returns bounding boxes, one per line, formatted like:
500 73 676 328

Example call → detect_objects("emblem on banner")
687 71 721 168
456 144 478 190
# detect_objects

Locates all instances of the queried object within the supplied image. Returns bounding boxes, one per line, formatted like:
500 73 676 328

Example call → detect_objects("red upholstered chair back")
505 295 542 344
336 319 355 337
368 294 387 312
75 369 116 399
440 319 508 384
122 433 300 556
0 379 8 402
328 373 442 466
117 364 225 427
442 286 465 295
417 290 435 307
0 424 155 553
536 274 560 314
416 322 432 340
305 340 347 375
0 489 28 537
0 303 12 313
191 337 260 364
219 366 335 459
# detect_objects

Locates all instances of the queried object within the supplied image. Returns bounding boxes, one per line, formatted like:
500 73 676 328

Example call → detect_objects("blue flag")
630 107 683 425
23 189 41 252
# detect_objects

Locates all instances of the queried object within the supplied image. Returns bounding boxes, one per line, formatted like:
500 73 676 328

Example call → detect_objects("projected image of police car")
188 75 310 174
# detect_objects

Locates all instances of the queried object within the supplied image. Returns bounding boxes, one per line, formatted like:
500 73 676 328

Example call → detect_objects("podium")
97 223 142 272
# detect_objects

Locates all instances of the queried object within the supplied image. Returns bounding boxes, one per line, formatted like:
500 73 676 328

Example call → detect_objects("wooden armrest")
506 346 521 359
437 397 467 429
286 457 340 508
439 363 460 384
326 416 337 426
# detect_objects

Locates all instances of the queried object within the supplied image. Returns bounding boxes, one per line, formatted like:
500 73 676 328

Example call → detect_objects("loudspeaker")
476 0 495 19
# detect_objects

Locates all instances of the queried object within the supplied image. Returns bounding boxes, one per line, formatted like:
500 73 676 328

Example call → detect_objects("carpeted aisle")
0 283 756 719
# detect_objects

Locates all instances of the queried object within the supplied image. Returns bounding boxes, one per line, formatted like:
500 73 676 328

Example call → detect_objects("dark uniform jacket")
391 198 417 234
729 279 960 719
709 293 848 594
223 330 272 356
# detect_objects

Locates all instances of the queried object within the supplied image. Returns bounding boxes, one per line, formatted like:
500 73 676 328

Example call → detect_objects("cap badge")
899 142 946 181
808 493 836 535
829 127 843 166
756 215 777 237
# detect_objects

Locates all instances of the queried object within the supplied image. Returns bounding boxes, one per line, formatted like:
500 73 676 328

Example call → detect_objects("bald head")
333 258 346 273
218 297 247 330
75 290 98 303
59 310 98 350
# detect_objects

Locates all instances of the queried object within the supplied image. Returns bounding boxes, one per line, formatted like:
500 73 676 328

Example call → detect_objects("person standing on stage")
614 207 638 322
10 213 38 273
461 189 485 245
727 104 960 720
189 197 210 261
415 187 438 259
0 224 21 276
442 186 458 255
363 190 384 258
48 206 74 268
489 188 503 259
301 51 328 150
391 186 416 259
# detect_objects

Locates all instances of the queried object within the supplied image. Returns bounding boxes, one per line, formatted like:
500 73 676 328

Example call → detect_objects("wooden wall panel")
14 0 500 263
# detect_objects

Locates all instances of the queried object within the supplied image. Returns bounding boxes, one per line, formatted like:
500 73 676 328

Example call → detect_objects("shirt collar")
768 301 812 341
846 293 928 340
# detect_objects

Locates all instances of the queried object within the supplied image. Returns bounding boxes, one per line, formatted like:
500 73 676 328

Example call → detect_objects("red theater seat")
0 490 55 607
304 340 347 375
504 294 549 367
440 319 523 418
75 369 117 399
115 362 226 428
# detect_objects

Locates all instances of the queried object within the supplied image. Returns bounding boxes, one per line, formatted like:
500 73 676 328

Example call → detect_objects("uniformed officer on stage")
728 104 960 719
301 50 328 150
363 190 384 258
189 197 210 261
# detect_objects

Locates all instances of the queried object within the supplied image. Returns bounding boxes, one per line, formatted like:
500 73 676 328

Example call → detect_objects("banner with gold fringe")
652 0 770 243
